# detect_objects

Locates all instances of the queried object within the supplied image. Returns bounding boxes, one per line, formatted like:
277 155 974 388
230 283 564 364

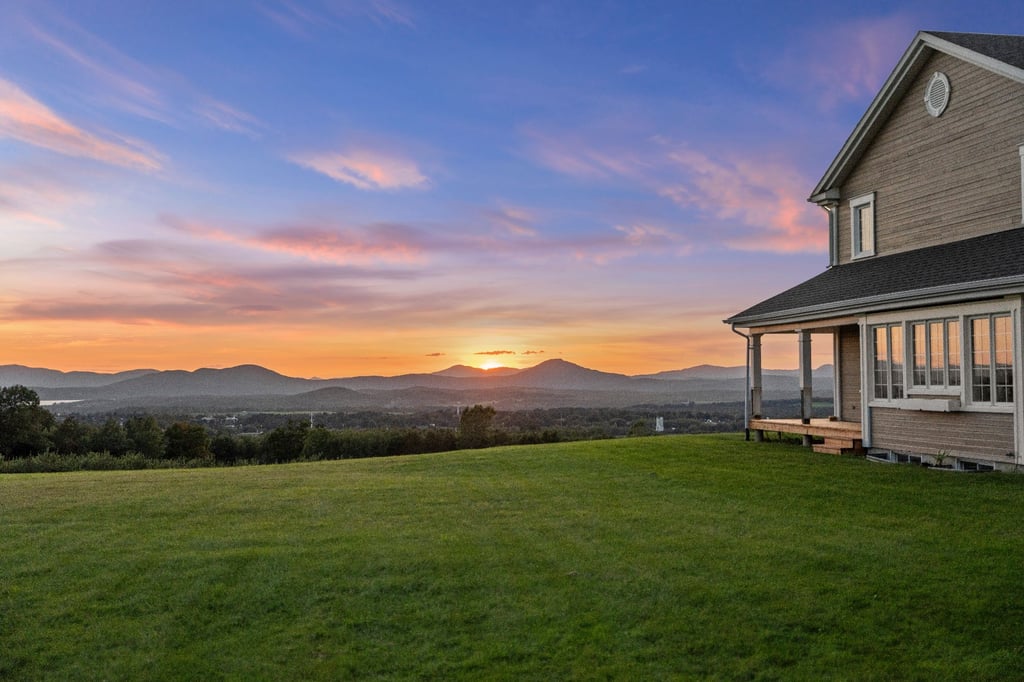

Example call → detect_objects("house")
725 31 1024 470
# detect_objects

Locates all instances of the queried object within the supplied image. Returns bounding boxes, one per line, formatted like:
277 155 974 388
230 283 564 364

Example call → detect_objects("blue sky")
2 0 1023 376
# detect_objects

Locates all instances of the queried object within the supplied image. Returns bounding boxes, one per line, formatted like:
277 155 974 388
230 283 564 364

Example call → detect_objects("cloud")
659 145 825 253
475 350 515 356
522 350 545 355
260 0 415 35
19 10 260 135
289 148 429 191
524 125 825 254
0 77 162 171
193 97 263 137
760 14 916 110
425 352 445 357
484 203 539 237
162 214 434 265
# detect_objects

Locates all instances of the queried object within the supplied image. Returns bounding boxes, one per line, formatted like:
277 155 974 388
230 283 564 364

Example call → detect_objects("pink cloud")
0 78 162 171
660 146 825 253
163 214 429 264
762 14 916 110
289 148 429 190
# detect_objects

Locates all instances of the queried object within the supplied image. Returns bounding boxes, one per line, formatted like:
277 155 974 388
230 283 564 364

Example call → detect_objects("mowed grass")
3 434 1024 680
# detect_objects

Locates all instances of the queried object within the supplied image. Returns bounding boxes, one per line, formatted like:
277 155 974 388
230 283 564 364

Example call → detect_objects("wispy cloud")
760 14 916 110
659 145 824 253
484 203 539 237
0 77 162 170
524 126 824 254
260 0 415 36
475 350 515 356
163 214 431 264
18 9 260 136
289 148 429 191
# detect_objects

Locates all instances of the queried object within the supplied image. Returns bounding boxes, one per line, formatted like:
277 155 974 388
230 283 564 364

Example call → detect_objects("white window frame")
968 313 1015 407
850 192 875 259
908 318 961 392
865 301 1019 414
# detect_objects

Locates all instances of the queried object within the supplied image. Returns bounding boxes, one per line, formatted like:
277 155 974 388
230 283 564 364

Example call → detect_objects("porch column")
799 331 813 436
750 333 763 441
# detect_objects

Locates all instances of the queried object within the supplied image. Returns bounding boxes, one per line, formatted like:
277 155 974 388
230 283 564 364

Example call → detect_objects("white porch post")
799 331 813 440
750 333 764 441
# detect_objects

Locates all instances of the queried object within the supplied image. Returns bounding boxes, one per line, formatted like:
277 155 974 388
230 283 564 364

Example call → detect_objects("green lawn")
3 434 1024 680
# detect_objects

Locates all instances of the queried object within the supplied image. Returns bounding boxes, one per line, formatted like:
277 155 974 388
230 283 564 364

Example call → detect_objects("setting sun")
479 360 506 371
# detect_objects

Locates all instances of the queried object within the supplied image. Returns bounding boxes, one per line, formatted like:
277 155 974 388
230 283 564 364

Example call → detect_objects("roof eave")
725 275 1024 328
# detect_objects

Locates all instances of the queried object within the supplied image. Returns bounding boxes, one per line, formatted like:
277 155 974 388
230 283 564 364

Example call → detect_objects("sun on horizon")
478 360 508 371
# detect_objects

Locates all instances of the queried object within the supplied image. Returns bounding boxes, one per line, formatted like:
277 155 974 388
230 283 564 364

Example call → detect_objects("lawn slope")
3 434 1024 679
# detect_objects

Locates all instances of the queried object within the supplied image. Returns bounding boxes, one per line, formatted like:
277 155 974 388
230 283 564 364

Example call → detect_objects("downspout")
731 324 751 441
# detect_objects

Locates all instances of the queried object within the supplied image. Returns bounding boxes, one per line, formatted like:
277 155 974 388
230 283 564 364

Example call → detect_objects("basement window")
850 192 875 259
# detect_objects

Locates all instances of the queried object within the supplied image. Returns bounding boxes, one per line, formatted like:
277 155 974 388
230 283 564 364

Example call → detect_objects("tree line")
0 388 559 472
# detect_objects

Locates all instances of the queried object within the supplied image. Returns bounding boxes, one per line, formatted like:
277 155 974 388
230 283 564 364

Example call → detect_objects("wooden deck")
749 418 864 455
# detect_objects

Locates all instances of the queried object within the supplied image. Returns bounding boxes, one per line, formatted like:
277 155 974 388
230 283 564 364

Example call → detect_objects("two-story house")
725 31 1024 470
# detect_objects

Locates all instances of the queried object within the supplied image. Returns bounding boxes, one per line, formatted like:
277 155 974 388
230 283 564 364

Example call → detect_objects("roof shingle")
725 227 1024 326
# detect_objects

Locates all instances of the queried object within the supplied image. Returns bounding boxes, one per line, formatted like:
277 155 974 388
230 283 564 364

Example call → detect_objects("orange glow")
479 360 506 370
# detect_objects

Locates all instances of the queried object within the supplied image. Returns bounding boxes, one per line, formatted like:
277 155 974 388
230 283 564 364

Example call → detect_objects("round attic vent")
924 72 950 117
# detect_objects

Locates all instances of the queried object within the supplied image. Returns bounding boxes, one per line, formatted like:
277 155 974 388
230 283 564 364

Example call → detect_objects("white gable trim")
810 31 1024 202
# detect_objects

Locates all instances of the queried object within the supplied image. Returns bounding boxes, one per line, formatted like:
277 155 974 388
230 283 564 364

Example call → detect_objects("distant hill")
433 365 522 378
5 359 838 413
640 364 834 381
0 365 157 389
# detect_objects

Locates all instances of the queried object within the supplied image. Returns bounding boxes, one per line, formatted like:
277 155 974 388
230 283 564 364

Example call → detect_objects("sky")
2 1 1024 378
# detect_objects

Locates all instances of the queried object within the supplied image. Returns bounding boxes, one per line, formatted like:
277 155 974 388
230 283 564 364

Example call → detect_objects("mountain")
0 365 158 389
640 364 834 381
10 358 838 413
432 364 522 378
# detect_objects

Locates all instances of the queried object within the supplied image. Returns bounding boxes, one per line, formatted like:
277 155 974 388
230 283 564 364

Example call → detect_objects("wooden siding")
871 407 1015 461
838 325 861 422
836 52 1024 265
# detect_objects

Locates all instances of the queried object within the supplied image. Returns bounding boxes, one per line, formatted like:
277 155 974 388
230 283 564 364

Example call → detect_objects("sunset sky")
2 1 1023 377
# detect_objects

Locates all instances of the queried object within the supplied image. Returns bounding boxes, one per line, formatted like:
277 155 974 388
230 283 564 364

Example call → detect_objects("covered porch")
737 315 865 453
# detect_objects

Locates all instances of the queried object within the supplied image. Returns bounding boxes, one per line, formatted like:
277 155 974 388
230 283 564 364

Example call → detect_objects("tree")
51 416 94 455
261 419 308 463
458 404 496 449
0 385 53 458
164 422 211 460
125 415 165 458
90 418 131 456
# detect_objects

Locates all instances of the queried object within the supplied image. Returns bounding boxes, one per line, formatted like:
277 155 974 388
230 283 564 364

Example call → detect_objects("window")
850 192 875 258
971 314 1013 405
873 323 904 400
910 319 961 389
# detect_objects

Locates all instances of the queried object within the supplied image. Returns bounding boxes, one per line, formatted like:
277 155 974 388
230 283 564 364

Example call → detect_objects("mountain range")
1 359 834 413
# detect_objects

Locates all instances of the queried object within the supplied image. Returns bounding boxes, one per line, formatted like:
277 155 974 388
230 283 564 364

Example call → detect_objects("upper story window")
850 192 875 259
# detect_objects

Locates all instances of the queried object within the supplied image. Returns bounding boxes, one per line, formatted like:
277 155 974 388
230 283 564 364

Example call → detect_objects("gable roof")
810 31 1024 202
725 227 1024 327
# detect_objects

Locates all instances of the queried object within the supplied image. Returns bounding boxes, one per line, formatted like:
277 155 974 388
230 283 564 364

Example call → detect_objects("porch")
749 417 864 455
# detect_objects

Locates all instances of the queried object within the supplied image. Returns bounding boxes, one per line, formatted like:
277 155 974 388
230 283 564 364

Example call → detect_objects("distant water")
40 400 82 406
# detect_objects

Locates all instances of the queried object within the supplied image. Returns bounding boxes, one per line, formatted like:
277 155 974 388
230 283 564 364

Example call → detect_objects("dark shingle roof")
928 31 1024 71
725 227 1024 326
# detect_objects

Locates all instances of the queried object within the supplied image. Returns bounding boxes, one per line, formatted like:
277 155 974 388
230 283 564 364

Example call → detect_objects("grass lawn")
3 433 1024 680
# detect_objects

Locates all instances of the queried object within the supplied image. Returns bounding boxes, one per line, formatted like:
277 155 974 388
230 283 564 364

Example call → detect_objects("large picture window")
910 319 961 389
873 323 903 400
971 314 1013 405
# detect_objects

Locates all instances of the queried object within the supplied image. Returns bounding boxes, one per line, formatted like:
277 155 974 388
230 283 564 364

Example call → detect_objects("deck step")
813 437 865 456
